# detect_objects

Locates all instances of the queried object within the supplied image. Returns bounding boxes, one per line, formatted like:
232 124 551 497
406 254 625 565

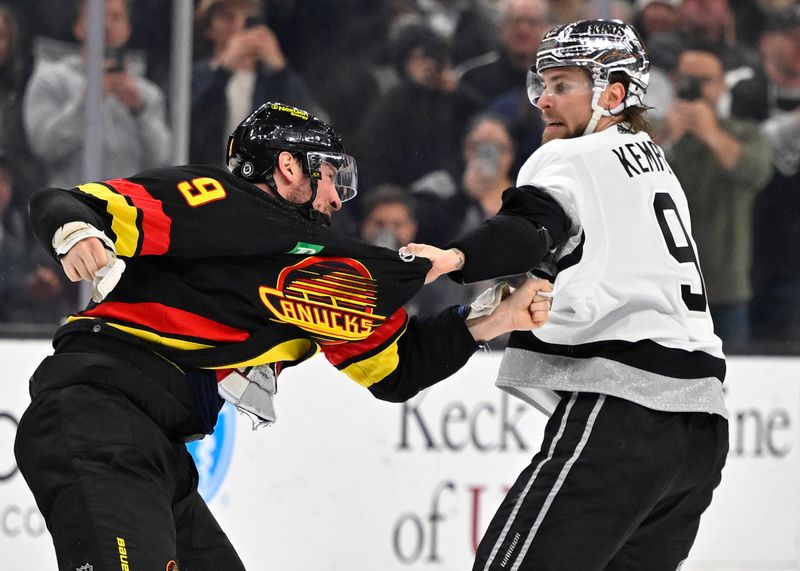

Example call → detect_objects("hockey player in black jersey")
14 102 553 571
404 20 729 571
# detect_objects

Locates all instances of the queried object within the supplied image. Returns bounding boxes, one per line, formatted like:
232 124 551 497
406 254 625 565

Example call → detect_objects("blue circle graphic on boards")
187 402 237 502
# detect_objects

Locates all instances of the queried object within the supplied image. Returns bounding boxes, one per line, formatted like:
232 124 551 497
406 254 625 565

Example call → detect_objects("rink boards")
1 340 799 570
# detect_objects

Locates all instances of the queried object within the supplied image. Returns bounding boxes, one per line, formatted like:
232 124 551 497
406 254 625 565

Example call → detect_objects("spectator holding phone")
355 21 483 199
751 5 800 345
413 113 520 322
22 0 171 189
459 113 517 220
656 46 771 349
190 0 320 167
417 112 517 245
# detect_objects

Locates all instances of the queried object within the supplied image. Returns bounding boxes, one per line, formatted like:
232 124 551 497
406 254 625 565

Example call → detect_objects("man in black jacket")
189 0 319 166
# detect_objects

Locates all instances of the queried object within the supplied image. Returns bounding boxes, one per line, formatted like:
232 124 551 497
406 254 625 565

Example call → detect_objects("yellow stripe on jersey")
77 183 140 256
105 322 214 350
211 339 318 369
66 316 213 349
340 339 400 388
67 316 317 368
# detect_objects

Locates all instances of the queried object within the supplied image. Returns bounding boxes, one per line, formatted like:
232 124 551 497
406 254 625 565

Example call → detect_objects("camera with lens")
675 75 703 101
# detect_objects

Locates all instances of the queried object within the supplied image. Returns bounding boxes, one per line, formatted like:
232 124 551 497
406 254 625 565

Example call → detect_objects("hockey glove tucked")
217 364 278 429
91 253 126 303
467 281 513 319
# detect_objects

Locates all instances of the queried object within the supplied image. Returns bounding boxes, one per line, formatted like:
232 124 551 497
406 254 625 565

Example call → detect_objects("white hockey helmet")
527 19 650 131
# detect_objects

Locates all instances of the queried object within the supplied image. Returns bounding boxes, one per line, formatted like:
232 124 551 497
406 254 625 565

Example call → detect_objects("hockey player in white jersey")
402 19 728 570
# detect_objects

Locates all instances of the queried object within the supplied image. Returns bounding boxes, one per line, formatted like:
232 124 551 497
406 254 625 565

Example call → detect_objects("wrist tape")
52 221 116 257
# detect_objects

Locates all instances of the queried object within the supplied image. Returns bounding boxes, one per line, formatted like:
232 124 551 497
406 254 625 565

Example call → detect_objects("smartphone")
245 14 267 28
105 47 125 73
473 142 503 177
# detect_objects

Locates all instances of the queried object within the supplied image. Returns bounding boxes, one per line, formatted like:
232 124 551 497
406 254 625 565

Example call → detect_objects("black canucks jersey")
29 165 478 402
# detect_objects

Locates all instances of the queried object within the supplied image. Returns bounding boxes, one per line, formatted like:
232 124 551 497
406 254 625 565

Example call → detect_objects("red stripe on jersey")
216 369 234 382
81 302 249 342
106 178 172 254
322 307 408 366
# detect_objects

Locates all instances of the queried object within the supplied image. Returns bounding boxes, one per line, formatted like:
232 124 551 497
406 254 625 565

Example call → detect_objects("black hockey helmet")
226 102 357 202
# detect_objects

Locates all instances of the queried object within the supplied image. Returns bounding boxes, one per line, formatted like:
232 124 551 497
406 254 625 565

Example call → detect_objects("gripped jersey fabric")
498 125 728 418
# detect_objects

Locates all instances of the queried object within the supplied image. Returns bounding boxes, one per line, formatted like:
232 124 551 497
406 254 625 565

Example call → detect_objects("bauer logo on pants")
186 402 237 502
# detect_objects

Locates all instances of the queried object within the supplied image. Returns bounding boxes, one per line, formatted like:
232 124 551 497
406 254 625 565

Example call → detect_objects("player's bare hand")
501 278 553 331
466 278 553 342
60 237 109 282
400 243 464 284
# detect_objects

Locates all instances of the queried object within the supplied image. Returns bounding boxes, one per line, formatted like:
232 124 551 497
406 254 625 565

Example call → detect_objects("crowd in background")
0 0 798 354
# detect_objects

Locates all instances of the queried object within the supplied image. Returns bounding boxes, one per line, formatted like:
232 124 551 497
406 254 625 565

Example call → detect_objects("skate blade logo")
76 564 93 571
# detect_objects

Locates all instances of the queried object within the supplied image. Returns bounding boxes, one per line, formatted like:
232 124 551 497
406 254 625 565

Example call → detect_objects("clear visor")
526 68 545 106
307 151 358 202
525 66 594 107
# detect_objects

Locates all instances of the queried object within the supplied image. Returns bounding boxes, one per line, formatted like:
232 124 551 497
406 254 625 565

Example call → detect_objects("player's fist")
60 237 109 282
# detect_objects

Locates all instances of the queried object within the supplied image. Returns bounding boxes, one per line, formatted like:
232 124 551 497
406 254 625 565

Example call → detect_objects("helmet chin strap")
583 84 607 136
583 82 627 136
263 159 323 222
303 177 322 221
296 155 322 220
583 107 605 136
263 171 278 194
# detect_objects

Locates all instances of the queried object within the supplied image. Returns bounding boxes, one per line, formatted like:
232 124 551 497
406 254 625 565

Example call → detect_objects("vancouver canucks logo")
259 256 386 343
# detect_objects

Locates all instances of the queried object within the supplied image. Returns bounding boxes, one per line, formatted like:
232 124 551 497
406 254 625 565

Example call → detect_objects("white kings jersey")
497 124 728 418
